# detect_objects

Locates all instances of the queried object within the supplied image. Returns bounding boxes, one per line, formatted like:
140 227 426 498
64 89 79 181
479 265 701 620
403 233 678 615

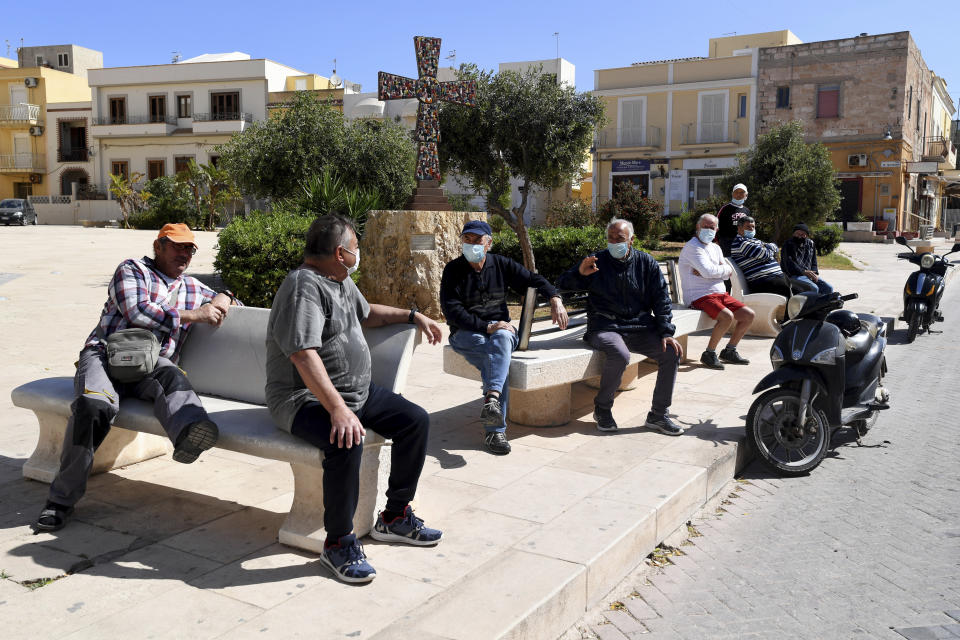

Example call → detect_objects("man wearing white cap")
716 183 750 257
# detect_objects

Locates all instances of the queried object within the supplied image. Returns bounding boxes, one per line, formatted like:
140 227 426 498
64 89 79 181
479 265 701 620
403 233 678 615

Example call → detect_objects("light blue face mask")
607 241 630 259
462 242 486 263
743 230 756 239
698 228 716 244
732 197 746 206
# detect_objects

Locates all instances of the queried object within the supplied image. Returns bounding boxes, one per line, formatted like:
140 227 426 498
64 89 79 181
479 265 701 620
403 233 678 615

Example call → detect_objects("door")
700 94 725 143
839 179 862 222
13 134 31 169
14 182 32 199
10 86 28 119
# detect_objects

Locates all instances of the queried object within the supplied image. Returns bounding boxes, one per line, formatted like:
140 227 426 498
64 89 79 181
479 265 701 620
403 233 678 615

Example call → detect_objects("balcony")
0 154 46 172
0 104 41 126
679 121 740 147
921 136 957 170
594 126 662 150
191 112 254 135
91 114 177 137
58 148 89 163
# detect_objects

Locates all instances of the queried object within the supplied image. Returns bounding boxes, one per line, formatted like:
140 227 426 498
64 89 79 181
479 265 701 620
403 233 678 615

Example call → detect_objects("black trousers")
291 382 429 538
749 275 817 297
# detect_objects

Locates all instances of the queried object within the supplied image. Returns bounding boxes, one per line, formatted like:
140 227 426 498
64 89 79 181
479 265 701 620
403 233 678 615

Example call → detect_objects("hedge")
810 224 843 256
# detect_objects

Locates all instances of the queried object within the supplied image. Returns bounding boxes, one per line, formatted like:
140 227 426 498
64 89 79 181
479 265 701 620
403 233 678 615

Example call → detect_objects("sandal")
36 503 74 532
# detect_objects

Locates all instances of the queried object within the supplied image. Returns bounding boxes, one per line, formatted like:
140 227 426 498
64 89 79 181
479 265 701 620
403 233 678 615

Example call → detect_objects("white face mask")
732 197 746 206
462 242 486 263
342 247 359 276
698 228 716 244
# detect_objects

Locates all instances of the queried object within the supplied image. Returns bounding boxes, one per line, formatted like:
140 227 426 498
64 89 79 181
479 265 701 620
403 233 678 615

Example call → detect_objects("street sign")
880 161 901 168
906 161 938 173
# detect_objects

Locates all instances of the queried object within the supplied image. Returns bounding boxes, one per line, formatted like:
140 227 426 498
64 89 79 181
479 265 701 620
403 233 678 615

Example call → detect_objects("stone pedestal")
508 384 572 427
584 364 641 391
359 209 486 320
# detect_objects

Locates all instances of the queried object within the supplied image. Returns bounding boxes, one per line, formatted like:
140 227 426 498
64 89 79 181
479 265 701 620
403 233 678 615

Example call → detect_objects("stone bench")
724 259 785 338
11 306 420 554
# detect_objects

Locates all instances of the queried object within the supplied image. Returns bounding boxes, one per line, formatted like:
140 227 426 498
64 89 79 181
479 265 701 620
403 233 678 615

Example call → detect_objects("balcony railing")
193 112 253 122
680 121 740 145
594 126 662 149
58 148 89 162
0 154 46 171
92 114 177 126
0 104 41 122
922 136 957 163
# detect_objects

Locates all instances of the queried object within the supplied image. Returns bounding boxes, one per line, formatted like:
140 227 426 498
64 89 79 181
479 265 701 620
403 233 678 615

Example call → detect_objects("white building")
88 56 306 189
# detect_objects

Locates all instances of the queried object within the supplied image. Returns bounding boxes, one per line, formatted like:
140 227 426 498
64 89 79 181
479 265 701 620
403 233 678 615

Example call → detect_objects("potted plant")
824 210 843 229
846 211 873 232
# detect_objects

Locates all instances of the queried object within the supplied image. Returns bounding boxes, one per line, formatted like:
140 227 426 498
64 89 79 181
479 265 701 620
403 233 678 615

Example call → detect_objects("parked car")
0 199 38 225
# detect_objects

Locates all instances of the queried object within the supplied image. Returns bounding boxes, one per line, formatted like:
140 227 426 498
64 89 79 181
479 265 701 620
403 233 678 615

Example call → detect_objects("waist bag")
105 328 160 383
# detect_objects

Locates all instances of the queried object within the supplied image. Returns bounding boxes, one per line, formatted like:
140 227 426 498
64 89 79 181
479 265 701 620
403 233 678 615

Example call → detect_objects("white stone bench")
724 259 785 338
10 306 420 554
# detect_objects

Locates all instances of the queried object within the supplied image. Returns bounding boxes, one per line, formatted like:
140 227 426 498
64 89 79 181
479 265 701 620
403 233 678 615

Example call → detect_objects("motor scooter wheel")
747 388 830 476
906 313 921 343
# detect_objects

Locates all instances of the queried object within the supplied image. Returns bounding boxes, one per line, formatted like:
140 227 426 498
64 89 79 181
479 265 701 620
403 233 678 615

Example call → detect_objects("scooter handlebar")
840 293 859 301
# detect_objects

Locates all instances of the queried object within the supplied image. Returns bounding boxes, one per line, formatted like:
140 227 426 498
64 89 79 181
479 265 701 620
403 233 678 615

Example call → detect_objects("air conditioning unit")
24 77 39 88
847 153 867 167
29 126 44 136
29 173 42 184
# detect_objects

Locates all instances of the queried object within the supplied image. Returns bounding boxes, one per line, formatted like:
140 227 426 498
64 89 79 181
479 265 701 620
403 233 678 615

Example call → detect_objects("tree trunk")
496 179 537 273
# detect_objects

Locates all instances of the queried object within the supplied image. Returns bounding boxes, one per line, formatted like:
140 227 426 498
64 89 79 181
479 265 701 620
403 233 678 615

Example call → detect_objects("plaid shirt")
85 256 225 361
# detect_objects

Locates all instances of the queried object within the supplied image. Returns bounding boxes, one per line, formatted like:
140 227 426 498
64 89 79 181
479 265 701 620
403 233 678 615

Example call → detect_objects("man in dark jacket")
557 219 683 435
780 223 834 294
440 220 568 455
716 183 750 256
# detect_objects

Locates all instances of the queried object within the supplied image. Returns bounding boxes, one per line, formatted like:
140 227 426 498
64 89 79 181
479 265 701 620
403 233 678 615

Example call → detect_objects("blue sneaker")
319 534 376 583
370 506 442 546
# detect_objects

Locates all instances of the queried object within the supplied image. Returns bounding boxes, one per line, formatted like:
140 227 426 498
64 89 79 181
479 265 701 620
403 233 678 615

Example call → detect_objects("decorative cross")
379 36 477 182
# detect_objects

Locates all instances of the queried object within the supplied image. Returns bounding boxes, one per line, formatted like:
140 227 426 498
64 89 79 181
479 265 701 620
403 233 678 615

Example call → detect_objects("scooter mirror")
952 243 960 253
895 236 908 246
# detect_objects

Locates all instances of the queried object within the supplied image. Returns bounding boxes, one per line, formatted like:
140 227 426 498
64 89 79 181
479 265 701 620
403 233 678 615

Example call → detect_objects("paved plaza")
0 226 957 639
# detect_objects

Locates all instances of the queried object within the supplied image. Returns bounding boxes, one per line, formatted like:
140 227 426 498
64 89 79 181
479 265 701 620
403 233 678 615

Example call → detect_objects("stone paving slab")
1 227 945 639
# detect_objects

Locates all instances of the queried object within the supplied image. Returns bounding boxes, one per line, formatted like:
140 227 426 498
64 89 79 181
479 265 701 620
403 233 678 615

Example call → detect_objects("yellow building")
268 74 349 116
592 30 800 215
1 66 90 199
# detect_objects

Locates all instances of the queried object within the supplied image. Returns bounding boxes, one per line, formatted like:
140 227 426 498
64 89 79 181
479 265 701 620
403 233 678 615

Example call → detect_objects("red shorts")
690 292 745 319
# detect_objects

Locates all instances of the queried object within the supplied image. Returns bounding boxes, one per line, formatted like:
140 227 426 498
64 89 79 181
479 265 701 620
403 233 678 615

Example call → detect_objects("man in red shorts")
678 214 755 369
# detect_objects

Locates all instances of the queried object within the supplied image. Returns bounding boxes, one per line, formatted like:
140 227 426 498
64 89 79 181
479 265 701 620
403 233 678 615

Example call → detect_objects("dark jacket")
557 248 675 338
716 202 751 256
440 253 558 334
780 237 819 277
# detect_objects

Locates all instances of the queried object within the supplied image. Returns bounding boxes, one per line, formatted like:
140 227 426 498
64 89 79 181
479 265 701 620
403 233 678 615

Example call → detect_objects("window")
174 156 193 174
57 53 69 67
619 97 646 146
35 55 43 66
58 120 88 162
295 78 307 91
210 92 240 119
817 85 840 118
109 97 126 124
737 94 747 118
177 95 192 118
698 91 727 143
908 87 913 119
147 159 165 180
916 101 921 131
149 95 166 123
776 86 790 109
111 161 129 180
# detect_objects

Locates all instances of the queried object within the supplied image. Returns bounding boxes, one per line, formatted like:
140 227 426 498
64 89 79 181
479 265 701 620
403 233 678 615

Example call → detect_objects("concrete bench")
724 259 785 338
11 306 420 554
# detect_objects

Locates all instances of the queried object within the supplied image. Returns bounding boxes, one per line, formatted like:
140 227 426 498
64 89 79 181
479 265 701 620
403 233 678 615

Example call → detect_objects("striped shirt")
84 256 220 360
730 235 783 282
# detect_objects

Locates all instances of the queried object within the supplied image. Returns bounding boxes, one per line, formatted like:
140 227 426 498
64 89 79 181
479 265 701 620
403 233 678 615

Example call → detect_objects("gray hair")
697 213 718 227
606 218 634 238
304 213 356 259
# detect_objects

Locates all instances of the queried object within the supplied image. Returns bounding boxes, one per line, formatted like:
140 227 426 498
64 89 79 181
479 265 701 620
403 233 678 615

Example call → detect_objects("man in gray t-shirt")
266 214 444 584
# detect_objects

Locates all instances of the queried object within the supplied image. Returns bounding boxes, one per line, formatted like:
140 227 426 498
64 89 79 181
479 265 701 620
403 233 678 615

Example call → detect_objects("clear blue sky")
5 0 958 111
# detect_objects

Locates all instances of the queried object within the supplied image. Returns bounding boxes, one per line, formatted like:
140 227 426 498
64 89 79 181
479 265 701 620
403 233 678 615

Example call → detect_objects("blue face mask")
698 228 716 244
462 242 486 263
732 197 746 206
743 230 756 239
607 241 630 259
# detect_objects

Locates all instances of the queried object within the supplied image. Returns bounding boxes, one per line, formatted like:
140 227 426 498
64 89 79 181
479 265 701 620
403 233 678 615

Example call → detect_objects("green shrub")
597 183 662 242
488 214 508 233
128 177 201 229
544 198 597 228
810 224 843 256
446 193 483 212
283 170 382 234
665 210 697 242
215 209 314 308
494 225 623 284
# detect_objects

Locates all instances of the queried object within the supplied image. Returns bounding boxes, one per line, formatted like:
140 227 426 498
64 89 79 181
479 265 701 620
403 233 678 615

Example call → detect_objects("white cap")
732 183 748 194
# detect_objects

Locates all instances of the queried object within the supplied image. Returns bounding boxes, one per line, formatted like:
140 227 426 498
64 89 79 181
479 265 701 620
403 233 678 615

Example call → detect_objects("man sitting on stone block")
679 214 755 370
730 216 816 297
440 220 569 455
781 223 835 295
266 214 444 584
557 218 683 435
36 223 241 532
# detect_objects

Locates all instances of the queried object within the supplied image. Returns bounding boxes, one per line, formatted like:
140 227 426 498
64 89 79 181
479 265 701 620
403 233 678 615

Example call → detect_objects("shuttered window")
817 85 840 118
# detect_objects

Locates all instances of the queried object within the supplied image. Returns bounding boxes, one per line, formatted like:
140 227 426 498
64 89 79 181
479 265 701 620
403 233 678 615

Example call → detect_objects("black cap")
793 223 810 235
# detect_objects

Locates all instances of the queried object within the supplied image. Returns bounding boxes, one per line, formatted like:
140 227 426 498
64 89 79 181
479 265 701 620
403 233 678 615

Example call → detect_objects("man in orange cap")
36 223 240 532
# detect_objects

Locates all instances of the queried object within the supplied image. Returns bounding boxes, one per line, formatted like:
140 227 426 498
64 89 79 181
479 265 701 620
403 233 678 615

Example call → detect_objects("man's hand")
210 293 232 315
804 270 819 282
413 312 442 345
329 405 365 449
662 336 683 359
578 255 599 276
550 297 569 330
183 303 225 326
487 321 516 335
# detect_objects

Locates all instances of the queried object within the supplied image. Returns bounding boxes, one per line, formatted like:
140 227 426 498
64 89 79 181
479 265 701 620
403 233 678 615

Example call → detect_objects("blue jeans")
795 275 834 294
449 328 518 433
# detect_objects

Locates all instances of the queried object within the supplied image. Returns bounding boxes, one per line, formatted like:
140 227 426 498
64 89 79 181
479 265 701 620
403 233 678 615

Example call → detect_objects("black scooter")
895 237 960 343
746 290 890 476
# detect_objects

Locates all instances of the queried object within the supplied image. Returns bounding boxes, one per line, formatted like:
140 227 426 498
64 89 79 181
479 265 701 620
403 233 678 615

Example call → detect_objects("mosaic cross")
378 36 477 182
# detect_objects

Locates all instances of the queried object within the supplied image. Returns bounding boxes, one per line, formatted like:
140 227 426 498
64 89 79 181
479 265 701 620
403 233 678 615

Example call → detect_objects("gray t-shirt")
265 267 371 432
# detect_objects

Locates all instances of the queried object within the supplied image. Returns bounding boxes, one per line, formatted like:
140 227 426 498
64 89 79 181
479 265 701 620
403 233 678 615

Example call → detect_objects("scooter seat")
843 330 872 359
855 313 884 338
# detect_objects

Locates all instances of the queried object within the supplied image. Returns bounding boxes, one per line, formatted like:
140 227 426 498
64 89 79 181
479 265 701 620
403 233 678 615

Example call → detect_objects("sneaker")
319 534 376 584
645 413 684 436
719 346 750 365
483 431 512 455
480 396 503 428
593 405 618 432
699 350 725 370
370 506 442 546
172 419 219 464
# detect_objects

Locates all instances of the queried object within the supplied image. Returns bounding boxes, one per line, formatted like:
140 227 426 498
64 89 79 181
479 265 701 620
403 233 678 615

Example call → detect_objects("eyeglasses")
160 238 197 255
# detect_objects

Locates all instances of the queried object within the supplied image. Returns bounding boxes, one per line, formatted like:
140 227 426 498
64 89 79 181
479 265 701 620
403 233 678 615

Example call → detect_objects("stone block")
509 384 572 426
359 210 487 320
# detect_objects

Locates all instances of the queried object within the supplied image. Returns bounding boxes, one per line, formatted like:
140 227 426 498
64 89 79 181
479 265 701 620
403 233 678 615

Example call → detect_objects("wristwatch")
219 289 238 304
408 306 418 324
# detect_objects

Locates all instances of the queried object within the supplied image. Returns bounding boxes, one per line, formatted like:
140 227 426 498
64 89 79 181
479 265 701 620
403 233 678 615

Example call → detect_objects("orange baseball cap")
157 223 197 247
